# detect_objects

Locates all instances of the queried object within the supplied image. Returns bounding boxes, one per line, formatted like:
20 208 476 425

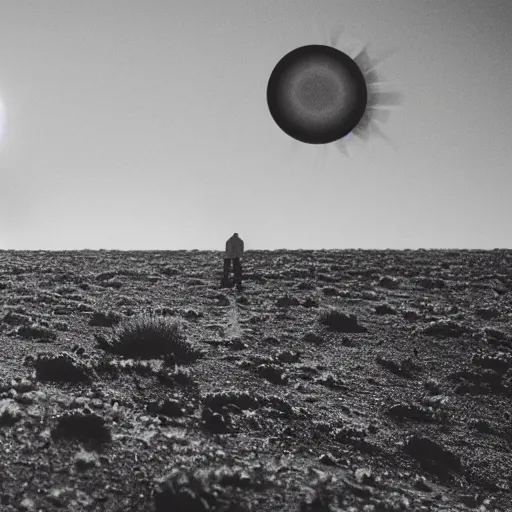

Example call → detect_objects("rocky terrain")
0 249 511 511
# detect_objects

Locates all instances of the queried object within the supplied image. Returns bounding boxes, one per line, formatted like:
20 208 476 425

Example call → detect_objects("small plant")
100 314 201 361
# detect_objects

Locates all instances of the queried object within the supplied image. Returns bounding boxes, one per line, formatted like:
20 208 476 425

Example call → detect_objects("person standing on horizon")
222 233 244 289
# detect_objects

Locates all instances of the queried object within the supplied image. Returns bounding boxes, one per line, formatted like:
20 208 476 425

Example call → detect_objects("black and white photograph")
0 1 511 510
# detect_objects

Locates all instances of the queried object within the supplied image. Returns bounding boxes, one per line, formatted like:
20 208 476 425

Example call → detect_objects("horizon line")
0 248 510 253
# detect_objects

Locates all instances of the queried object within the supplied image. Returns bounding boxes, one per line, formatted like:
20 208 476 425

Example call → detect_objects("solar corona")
267 45 367 145
267 27 402 155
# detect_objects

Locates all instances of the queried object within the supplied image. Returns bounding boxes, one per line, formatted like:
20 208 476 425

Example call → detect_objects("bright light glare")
0 94 6 149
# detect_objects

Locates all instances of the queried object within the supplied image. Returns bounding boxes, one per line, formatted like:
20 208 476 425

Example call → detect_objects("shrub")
100 314 200 361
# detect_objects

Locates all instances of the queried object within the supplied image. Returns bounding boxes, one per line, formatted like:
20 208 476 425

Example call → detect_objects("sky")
0 0 511 250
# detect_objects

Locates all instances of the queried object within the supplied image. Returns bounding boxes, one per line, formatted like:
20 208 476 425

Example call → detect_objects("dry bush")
100 314 201 361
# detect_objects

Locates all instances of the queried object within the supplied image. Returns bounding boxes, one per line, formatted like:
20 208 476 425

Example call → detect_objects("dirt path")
225 290 243 339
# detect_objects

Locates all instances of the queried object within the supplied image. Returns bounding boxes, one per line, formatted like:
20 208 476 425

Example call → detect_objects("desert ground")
0 249 511 511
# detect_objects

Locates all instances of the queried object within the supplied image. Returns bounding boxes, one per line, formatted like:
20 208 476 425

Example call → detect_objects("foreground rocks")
0 249 511 511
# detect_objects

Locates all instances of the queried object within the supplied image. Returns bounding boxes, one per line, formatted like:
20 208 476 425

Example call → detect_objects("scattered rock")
201 407 230 433
51 411 111 445
276 350 301 364
403 434 463 477
19 497 36 511
471 418 493 434
483 327 508 345
2 311 31 326
319 309 367 333
475 307 500 320
314 373 346 390
402 309 420 321
385 402 435 422
378 276 400 289
184 309 203 320
16 324 57 342
89 310 122 327
471 352 511 373
318 453 337 466
11 378 35 393
417 277 446 289
214 294 230 307
303 297 319 308
298 281 316 291
255 364 289 385
34 352 96 384
154 467 249 512
159 398 185 417
0 399 22 425
413 475 433 492
424 379 442 395
69 396 88 409
376 355 421 378
203 390 260 412
354 467 374 485
276 295 300 308
322 287 339 297
303 331 324 344
74 448 99 470
226 338 247 351
375 304 397 315
422 320 469 338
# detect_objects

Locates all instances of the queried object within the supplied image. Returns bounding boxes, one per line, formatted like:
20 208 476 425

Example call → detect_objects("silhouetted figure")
222 233 244 289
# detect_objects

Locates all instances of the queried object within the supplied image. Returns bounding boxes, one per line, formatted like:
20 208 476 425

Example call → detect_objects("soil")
0 249 511 511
